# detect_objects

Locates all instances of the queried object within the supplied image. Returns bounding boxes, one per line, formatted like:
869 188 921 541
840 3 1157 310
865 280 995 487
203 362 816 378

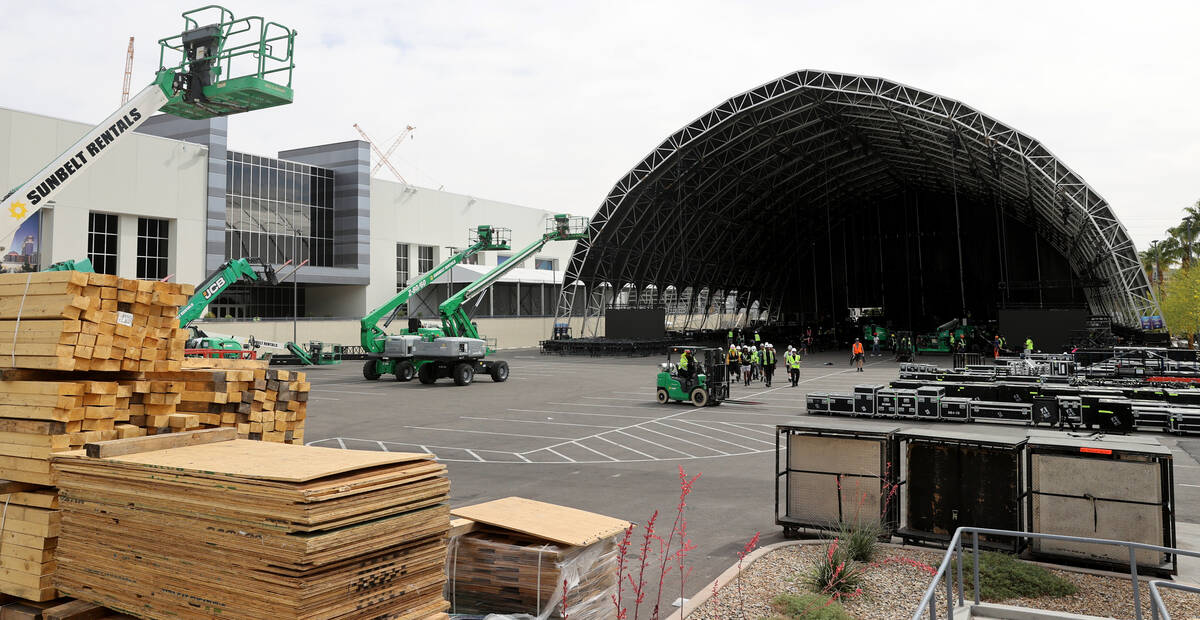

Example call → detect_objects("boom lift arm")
1 5 296 253
438 215 588 341
177 258 280 327
360 225 511 354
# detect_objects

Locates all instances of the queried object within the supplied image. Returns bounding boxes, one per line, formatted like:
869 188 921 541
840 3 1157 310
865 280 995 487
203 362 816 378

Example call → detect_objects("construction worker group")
723 342 805 388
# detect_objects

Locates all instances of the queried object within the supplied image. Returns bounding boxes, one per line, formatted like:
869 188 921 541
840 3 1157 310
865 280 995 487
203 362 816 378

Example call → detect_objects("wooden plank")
83 427 236 458
41 600 109 620
450 497 631 547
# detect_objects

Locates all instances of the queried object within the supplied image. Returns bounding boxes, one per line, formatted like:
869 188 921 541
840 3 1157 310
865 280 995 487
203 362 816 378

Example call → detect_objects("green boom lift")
178 258 279 356
2 6 296 255
361 225 512 382
410 214 589 386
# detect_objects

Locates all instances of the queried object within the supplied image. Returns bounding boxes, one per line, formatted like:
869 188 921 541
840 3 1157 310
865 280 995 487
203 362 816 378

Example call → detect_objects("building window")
447 247 479 265
396 243 409 292
224 151 335 267
497 254 512 266
417 245 435 273
87 213 118 275
136 217 170 280
209 283 304 319
535 258 557 271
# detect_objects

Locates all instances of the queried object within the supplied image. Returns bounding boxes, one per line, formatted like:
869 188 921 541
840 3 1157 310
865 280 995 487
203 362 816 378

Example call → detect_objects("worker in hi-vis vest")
786 348 801 386
852 338 865 372
1024 337 1034 355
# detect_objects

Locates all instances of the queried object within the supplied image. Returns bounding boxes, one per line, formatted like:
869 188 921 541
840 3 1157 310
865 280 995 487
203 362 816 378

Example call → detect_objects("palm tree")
1168 201 1200 269
1141 240 1171 299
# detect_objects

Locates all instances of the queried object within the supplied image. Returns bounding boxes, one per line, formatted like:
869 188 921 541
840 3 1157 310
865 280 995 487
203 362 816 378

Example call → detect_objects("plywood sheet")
86 440 432 482
451 497 630 547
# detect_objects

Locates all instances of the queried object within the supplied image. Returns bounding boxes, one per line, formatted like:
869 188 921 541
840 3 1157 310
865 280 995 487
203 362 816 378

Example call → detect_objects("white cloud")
1 0 1196 248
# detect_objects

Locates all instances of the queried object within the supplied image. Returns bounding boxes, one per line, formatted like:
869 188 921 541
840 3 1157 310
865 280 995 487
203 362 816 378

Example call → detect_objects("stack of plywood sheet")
447 497 630 619
53 431 449 619
0 272 190 373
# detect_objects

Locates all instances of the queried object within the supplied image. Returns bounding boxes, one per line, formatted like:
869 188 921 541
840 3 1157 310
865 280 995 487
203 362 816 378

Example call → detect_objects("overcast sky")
2 0 1197 250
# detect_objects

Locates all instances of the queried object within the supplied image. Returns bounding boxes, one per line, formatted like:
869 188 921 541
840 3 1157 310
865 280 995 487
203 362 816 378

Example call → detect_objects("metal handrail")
1149 580 1200 620
912 527 1199 620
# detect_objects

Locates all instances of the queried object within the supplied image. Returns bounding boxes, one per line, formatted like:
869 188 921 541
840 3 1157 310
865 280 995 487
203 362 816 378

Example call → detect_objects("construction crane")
1 5 297 255
120 36 135 104
373 125 415 177
353 123 411 183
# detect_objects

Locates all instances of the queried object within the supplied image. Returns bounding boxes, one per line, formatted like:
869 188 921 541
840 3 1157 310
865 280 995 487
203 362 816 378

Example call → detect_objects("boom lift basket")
156 5 297 119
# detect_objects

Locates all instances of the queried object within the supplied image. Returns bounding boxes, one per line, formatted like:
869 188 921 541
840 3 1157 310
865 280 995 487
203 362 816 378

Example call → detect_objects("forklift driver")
678 349 696 391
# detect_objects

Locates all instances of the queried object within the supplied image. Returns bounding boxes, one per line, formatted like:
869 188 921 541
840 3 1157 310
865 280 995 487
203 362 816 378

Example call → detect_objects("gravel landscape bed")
685 544 1200 620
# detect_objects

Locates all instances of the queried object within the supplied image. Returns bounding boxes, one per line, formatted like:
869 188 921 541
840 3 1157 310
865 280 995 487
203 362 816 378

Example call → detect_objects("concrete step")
953 603 1109 620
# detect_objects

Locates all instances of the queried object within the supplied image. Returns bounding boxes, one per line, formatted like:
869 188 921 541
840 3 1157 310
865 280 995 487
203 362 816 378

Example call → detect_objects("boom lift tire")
453 362 475 386
489 361 509 382
394 360 415 382
418 363 437 384
363 360 382 380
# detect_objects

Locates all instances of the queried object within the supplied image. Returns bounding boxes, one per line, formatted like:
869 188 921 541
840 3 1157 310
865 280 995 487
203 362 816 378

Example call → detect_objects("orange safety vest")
852 342 864 355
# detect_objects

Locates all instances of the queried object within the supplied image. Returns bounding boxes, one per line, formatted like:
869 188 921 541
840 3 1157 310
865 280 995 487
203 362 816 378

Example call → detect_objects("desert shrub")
769 592 853 619
806 540 865 595
951 551 1077 601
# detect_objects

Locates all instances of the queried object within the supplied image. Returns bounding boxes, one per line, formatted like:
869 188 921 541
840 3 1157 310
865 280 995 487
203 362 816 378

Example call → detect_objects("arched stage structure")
556 70 1157 336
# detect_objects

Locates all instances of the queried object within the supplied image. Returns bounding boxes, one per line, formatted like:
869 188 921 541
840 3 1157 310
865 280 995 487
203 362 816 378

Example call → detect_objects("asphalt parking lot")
299 349 1200 606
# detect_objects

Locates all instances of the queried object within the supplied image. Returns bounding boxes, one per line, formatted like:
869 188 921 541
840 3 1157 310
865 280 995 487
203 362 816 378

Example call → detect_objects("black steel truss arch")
557 70 1157 335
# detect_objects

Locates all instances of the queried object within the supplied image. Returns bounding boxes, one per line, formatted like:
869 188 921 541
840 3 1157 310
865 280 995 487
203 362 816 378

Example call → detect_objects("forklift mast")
359 225 511 354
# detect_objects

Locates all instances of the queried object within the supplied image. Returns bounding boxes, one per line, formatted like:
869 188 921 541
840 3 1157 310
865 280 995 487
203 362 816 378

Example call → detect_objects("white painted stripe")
613 429 696 458
464 449 484 462
569 441 616 461
336 438 347 449
402 426 576 440
460 416 619 429
377 441 390 452
635 424 730 455
718 422 777 436
652 421 756 451
545 447 577 463
677 419 776 445
596 435 658 460
508 408 652 420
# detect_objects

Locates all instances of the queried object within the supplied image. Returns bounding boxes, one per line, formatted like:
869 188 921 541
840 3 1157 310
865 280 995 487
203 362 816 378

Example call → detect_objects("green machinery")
656 347 729 407
361 225 512 381
917 319 977 353
44 259 95 273
2 6 296 256
862 324 890 344
409 215 589 386
285 341 341 366
178 258 279 355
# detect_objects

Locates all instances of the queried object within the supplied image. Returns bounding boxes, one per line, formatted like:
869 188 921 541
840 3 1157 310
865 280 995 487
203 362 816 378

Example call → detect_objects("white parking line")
634 424 730 455
402 426 576 440
545 447 577 462
596 435 658 460
652 420 755 451
569 441 617 461
719 421 777 436
508 408 651 420
460 416 620 429
464 449 484 462
613 429 695 458
677 419 775 445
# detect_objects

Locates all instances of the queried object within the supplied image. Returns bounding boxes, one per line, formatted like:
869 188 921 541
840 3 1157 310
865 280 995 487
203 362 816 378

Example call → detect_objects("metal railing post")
972 532 980 605
956 536 965 607
1131 547 1143 620
944 563 953 618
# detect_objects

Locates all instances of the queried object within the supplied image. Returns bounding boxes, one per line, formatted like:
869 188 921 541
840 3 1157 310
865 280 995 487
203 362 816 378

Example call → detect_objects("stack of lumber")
53 430 450 619
0 272 191 373
447 498 630 619
0 482 60 602
155 358 309 444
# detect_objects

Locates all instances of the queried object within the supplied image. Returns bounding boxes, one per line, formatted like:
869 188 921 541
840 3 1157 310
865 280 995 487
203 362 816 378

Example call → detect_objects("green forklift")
656 346 729 407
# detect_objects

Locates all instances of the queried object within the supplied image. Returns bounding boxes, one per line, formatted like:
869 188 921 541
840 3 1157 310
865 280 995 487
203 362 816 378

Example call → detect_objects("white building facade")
0 105 577 347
